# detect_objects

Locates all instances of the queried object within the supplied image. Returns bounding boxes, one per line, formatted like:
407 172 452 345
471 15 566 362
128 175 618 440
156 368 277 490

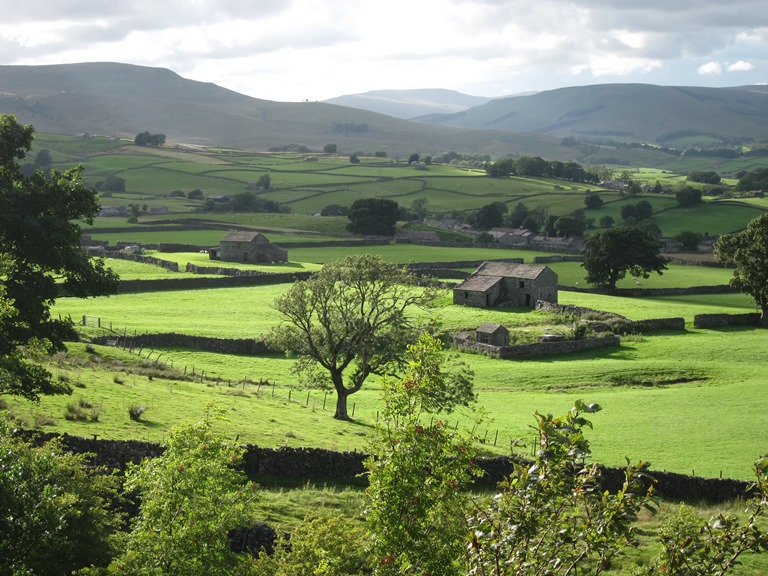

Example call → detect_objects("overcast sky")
1 0 766 102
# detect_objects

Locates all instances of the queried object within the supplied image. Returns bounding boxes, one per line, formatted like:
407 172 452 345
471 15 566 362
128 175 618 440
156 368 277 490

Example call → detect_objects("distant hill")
323 88 493 119
421 83 768 147
0 62 566 158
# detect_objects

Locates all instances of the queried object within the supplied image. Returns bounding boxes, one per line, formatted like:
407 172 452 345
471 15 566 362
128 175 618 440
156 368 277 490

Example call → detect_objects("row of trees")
486 155 601 183
134 131 166 147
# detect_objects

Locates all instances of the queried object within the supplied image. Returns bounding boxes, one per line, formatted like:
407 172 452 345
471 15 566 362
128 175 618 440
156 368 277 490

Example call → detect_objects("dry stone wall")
694 312 761 328
454 334 621 358
92 332 276 355
15 430 752 503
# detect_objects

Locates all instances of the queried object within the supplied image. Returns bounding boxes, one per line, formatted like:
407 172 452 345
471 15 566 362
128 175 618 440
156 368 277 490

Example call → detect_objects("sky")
1 0 766 102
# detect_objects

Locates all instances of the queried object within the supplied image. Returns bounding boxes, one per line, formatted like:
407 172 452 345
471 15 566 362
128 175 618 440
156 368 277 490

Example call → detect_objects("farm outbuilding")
453 262 558 308
476 322 510 346
210 231 288 263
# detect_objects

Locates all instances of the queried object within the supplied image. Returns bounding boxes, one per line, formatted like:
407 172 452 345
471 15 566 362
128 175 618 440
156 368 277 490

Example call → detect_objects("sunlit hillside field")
54 267 755 339
31 133 766 238
9 318 768 481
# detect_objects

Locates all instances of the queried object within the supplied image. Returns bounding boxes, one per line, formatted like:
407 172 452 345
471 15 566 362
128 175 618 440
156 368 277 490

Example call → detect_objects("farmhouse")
210 231 288 263
488 227 535 246
453 262 558 308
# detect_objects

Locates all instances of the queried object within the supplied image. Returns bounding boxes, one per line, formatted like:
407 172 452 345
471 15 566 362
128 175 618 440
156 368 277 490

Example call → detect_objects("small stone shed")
210 231 288 263
476 322 510 346
453 262 558 308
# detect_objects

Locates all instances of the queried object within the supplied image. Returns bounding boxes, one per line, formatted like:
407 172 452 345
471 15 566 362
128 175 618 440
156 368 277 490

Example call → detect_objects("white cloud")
0 0 766 100
697 61 723 76
727 60 755 72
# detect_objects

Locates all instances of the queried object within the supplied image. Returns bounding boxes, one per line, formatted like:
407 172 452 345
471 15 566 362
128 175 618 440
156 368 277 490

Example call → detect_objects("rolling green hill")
0 62 567 159
422 83 768 147
322 88 493 119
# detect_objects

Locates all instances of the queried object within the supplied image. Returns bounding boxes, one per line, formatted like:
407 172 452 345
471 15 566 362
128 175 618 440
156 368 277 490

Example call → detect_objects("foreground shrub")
0 414 121 576
252 515 371 576
110 405 259 575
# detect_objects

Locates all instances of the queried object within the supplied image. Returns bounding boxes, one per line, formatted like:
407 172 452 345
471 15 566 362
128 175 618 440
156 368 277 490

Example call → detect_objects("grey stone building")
210 231 288 263
476 322 510 346
453 262 558 308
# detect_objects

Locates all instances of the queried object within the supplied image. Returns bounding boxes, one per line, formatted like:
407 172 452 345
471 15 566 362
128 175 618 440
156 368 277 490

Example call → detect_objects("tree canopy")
0 114 119 400
346 197 399 236
486 155 600 184
134 131 166 147
271 254 439 420
473 201 507 231
715 213 768 326
582 225 668 291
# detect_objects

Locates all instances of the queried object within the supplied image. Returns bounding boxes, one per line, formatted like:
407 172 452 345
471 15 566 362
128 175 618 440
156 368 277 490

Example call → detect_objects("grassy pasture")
20 305 768 480
653 201 766 236
32 135 767 236
45 267 766 481
19 133 768 484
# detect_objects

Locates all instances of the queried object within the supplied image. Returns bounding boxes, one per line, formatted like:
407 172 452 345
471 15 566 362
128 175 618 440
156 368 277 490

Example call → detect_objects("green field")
41 265 765 481
29 133 767 241
8 133 768 485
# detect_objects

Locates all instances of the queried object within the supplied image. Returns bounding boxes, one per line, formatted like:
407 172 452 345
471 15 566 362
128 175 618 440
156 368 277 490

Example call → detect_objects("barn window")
519 281 525 289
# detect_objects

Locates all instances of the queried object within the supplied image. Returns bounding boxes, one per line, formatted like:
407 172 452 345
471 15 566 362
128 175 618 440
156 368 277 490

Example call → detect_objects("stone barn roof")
474 262 551 280
476 322 509 335
221 231 270 244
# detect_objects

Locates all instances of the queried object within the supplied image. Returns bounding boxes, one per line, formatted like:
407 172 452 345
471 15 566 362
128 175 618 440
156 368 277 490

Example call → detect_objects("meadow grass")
7 323 767 481
46 277 767 480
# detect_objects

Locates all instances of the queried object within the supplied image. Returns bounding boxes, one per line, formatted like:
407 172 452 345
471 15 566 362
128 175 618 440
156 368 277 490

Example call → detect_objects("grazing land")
8 135 768 482
36 261 764 481
15 133 764 484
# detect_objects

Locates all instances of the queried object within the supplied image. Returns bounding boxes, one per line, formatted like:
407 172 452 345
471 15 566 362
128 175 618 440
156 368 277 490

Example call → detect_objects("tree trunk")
334 388 351 420
761 305 768 328
331 370 353 420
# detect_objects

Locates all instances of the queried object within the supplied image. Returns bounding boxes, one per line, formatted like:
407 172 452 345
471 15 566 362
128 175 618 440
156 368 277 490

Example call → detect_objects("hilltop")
0 62 564 159
322 88 494 119
419 83 768 148
2 63 768 164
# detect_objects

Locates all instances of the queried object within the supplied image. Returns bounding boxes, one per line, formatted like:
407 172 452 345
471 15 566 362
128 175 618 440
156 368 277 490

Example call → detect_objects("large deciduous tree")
473 201 507 231
582 225 668 292
0 115 119 400
271 254 439 420
715 213 768 326
346 197 399 236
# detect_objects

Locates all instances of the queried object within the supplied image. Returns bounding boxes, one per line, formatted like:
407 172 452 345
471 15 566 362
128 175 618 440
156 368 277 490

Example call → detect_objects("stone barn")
210 231 288 263
476 322 510 346
453 262 558 308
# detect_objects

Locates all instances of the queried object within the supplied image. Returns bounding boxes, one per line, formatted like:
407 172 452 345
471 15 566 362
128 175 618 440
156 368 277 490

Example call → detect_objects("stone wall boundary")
98 250 180 272
566 285 736 297
693 313 761 328
534 255 584 263
117 272 313 293
15 430 752 503
453 333 621 358
91 332 277 355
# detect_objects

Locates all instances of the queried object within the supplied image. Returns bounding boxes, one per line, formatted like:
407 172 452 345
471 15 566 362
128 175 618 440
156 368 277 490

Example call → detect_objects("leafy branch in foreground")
466 400 656 576
365 332 479 576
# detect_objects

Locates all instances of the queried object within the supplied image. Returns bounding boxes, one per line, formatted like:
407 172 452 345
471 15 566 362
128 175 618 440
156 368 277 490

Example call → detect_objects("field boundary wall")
91 332 276 355
116 272 312 293
14 430 752 503
535 301 685 332
454 333 622 358
95 250 180 272
693 312 761 328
